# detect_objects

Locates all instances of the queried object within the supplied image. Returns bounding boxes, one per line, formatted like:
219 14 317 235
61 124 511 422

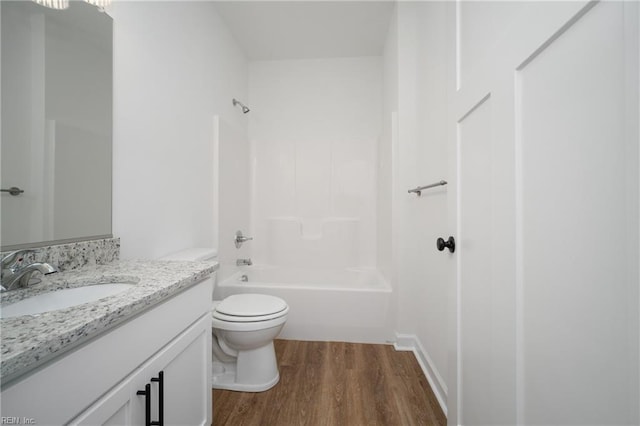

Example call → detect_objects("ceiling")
213 1 396 61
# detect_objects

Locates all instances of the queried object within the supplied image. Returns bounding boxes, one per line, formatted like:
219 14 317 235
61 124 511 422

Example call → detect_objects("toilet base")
211 341 281 392
212 360 280 392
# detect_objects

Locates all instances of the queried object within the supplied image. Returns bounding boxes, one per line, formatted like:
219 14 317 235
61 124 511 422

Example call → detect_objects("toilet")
212 293 288 391
161 248 289 392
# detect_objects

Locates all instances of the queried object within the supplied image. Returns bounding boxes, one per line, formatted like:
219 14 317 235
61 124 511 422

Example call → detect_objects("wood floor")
212 340 446 426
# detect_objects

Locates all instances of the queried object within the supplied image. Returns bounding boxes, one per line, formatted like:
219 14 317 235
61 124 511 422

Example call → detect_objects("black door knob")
436 236 455 253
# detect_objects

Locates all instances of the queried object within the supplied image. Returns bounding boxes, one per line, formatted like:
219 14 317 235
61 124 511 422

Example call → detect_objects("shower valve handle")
234 230 253 249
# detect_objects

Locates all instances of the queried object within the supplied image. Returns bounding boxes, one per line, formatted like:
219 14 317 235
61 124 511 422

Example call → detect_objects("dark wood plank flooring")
213 340 446 426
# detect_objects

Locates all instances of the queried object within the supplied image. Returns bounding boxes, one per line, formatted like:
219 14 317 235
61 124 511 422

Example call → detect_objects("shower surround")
249 57 382 269
215 56 391 342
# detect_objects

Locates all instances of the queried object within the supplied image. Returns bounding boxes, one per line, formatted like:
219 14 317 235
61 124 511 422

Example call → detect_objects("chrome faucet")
236 258 253 266
1 250 57 292
2 249 34 271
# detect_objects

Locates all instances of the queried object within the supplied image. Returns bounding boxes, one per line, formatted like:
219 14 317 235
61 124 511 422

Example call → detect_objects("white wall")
248 57 382 268
389 1 450 409
111 1 248 259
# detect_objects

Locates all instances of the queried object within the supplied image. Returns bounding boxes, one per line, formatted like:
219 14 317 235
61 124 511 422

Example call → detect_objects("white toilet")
212 293 288 391
161 248 289 392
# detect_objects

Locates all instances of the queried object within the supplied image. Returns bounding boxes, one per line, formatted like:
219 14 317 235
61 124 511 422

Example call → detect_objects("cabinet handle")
151 371 164 426
136 384 151 426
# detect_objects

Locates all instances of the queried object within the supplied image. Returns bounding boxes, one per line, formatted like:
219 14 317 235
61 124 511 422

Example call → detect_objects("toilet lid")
212 308 288 323
215 294 288 317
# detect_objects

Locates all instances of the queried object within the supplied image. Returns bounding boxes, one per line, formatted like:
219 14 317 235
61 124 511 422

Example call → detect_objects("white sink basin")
0 283 136 319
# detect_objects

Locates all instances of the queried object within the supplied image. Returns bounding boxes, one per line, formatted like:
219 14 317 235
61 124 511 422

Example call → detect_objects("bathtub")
213 265 394 344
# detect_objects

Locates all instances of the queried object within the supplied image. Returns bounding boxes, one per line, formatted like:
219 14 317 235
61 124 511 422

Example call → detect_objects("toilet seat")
213 294 288 323
213 309 288 323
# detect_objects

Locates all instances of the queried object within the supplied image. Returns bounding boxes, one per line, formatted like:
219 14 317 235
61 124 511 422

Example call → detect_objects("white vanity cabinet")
0 277 213 426
72 314 211 426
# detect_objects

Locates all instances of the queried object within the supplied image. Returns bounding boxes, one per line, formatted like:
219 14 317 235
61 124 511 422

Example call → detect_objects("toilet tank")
161 248 218 262
161 248 218 299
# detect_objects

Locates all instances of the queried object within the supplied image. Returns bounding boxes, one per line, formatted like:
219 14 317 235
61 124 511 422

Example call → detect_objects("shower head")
233 98 250 114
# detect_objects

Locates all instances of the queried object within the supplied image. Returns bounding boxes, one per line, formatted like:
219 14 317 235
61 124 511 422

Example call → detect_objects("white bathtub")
213 265 394 343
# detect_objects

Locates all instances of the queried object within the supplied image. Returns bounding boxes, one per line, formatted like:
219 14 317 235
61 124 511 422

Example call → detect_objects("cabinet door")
144 314 212 426
71 313 212 426
70 375 135 426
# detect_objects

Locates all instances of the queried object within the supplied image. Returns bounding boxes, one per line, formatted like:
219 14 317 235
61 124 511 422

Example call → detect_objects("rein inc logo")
1 418 36 425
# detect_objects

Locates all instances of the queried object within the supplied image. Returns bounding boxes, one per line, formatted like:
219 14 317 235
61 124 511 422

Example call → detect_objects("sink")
0 283 136 319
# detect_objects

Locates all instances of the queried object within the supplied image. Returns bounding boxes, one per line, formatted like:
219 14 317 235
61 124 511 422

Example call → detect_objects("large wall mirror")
1 1 113 250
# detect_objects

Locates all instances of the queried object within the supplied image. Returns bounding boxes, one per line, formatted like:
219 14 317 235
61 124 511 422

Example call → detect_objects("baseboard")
394 333 448 417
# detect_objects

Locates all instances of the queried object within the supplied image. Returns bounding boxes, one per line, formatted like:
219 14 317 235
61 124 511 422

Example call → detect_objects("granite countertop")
0 259 218 383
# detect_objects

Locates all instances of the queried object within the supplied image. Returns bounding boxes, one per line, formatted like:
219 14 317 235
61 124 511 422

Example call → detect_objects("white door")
451 1 639 424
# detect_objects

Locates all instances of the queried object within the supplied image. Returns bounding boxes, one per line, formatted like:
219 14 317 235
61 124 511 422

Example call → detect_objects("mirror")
1 0 113 250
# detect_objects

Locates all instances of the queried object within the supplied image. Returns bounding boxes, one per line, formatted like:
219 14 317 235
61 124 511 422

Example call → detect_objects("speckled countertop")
0 259 218 383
